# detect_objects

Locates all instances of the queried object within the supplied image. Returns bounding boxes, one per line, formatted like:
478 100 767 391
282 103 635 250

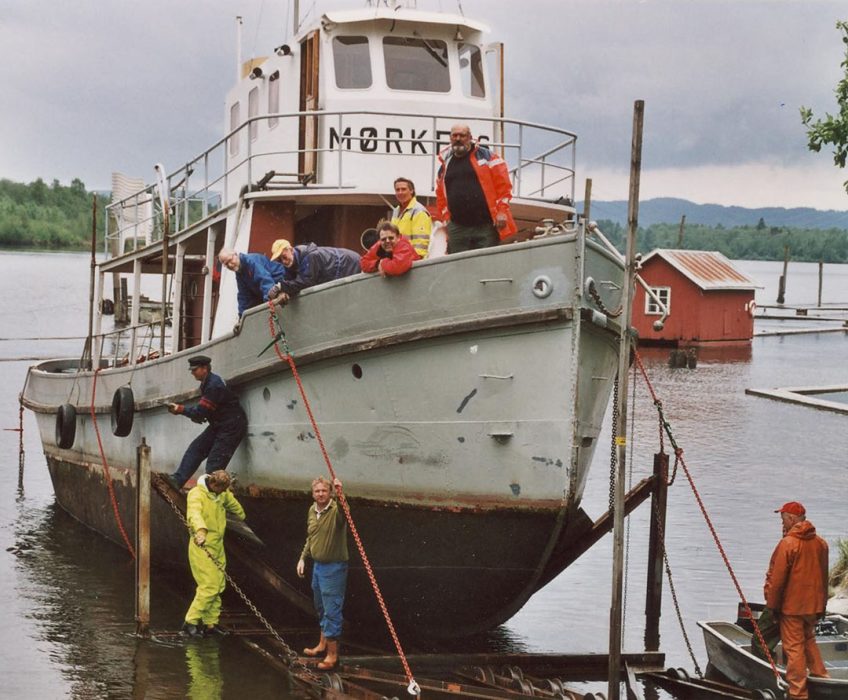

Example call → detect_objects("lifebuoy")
55 403 76 449
745 299 757 318
111 386 135 437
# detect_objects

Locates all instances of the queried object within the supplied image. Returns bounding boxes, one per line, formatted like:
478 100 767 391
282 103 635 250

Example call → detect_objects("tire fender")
55 403 77 449
111 386 135 437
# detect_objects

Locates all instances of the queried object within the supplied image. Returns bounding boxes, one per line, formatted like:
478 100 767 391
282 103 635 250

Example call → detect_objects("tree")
800 20 848 195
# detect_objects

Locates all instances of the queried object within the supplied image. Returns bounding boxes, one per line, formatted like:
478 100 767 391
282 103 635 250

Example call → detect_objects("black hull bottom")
46 456 574 638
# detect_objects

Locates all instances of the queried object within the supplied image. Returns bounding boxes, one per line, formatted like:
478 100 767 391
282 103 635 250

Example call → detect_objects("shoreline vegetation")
1 177 848 262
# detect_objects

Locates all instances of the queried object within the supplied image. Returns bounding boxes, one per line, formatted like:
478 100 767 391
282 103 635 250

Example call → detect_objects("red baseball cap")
775 501 805 516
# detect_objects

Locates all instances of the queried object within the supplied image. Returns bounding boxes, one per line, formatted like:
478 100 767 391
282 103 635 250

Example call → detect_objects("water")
1 251 847 697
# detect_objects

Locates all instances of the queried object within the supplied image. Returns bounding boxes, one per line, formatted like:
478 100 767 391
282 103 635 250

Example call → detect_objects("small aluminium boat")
698 615 848 699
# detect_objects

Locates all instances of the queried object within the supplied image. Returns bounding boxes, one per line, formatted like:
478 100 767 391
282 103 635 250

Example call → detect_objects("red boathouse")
632 249 759 346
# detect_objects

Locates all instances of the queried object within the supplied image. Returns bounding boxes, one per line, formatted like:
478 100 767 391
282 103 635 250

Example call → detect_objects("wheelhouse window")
229 102 240 156
458 43 485 98
383 36 450 92
248 87 259 142
333 36 372 89
645 286 671 315
268 71 280 128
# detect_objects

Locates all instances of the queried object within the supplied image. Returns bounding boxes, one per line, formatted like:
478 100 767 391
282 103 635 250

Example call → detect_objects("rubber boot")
303 633 326 657
317 639 339 670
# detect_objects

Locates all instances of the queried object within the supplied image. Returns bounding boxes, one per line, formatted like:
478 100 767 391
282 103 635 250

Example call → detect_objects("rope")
266 300 420 696
632 350 782 681
90 368 136 559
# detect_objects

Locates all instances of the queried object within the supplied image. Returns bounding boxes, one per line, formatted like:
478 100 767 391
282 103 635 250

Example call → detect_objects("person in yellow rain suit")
182 470 245 637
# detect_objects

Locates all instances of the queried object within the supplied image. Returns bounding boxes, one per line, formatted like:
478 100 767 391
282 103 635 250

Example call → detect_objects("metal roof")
640 249 759 291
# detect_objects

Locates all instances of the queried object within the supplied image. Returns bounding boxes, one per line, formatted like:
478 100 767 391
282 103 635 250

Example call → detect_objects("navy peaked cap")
188 355 212 368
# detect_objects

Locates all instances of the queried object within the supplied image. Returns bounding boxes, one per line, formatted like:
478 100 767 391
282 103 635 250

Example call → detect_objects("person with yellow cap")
764 501 830 699
267 239 360 300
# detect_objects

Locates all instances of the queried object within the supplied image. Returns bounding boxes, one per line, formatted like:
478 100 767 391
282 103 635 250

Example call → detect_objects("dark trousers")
173 414 247 485
446 221 498 253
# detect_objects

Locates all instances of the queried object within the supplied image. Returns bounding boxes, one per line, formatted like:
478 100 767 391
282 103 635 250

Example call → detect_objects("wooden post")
135 438 151 637
644 452 669 651
777 245 789 304
608 99 644 700
677 215 686 247
818 261 824 307
583 178 593 223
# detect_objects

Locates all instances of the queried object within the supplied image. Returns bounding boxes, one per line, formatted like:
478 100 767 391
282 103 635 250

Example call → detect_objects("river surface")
1 251 847 698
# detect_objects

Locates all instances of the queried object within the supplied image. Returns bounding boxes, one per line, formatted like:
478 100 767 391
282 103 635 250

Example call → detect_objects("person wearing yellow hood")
182 470 245 637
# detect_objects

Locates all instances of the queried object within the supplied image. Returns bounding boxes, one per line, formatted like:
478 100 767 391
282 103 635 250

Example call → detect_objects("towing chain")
650 494 703 678
587 278 623 318
156 480 321 684
608 376 619 517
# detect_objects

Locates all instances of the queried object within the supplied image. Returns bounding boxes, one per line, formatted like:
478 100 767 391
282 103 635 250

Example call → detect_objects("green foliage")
800 20 848 195
831 538 848 591
594 219 848 263
0 178 108 250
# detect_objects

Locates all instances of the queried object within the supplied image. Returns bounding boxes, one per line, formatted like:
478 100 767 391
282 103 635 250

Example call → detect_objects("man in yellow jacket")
183 470 245 637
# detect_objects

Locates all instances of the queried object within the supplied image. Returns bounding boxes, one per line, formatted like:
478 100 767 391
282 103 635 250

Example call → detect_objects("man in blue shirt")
218 248 286 317
167 355 247 489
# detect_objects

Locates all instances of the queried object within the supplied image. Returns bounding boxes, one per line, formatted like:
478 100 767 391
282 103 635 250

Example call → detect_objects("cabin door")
299 30 320 183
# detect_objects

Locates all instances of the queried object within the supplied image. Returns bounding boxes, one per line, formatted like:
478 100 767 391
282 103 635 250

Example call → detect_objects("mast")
607 99 644 700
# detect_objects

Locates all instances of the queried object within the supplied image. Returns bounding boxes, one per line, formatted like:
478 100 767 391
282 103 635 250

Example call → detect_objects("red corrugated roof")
640 249 759 291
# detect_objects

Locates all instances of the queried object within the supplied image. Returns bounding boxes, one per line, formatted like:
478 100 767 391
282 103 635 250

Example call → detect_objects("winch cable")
90 367 136 559
633 350 782 682
155 479 322 686
266 301 420 696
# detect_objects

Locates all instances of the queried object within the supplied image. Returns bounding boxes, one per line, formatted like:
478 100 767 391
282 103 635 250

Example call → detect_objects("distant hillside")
582 197 848 230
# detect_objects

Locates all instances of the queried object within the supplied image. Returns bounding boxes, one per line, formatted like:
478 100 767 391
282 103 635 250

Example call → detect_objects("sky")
1 0 847 211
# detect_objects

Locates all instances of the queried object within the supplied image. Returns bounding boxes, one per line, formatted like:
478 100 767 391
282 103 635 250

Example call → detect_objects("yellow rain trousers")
184 477 245 625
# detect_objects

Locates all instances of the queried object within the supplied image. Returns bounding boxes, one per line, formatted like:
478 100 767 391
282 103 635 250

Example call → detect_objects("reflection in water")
186 641 223 700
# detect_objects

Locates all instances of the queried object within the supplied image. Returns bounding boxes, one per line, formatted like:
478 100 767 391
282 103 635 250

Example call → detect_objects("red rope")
267 302 418 693
90 368 136 559
633 350 781 680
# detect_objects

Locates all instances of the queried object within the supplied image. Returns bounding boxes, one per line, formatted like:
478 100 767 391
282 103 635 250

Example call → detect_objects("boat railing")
88 315 173 370
104 109 577 257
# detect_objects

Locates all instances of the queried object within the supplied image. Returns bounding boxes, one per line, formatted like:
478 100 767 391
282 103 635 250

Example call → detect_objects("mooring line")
90 368 136 558
633 349 782 682
266 300 420 696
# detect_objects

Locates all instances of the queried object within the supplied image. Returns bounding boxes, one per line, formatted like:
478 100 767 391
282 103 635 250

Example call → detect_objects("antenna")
235 16 243 83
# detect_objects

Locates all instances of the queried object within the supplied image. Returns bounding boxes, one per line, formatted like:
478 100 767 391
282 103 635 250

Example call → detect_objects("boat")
20 3 627 638
698 616 848 698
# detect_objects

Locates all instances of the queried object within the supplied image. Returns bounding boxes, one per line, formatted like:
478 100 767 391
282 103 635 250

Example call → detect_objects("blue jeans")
173 415 247 486
311 561 348 640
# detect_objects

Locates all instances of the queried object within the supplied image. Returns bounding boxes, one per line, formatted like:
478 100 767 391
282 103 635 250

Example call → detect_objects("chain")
587 279 623 318
622 363 638 632
633 349 783 681
650 494 703 678
156 480 321 684
608 375 619 517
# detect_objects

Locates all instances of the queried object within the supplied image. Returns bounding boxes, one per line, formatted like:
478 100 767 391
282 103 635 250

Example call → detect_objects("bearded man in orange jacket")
763 501 830 699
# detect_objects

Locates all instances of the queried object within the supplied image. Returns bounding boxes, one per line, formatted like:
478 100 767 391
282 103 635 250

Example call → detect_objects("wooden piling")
818 261 824 307
644 452 669 652
135 438 151 636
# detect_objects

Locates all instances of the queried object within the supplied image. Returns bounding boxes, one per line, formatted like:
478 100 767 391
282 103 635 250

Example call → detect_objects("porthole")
263 387 271 401
351 364 363 379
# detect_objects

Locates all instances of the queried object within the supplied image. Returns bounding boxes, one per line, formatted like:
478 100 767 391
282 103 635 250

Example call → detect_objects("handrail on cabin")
105 110 578 257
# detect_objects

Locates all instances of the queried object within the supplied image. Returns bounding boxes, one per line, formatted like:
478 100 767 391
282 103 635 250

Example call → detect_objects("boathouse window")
458 43 485 98
383 37 450 92
248 87 259 142
268 71 280 128
645 286 671 315
333 36 372 89
229 102 240 156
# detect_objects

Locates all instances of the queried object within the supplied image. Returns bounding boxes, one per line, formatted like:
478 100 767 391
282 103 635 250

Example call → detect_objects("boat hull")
25 235 624 637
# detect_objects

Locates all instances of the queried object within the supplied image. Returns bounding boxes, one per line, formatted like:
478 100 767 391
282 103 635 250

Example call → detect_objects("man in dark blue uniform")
167 355 247 489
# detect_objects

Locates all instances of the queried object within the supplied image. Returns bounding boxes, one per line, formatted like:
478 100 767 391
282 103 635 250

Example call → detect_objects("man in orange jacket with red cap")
763 501 830 699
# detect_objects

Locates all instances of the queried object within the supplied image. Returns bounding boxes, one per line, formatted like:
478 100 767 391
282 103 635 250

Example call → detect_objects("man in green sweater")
296 476 348 669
